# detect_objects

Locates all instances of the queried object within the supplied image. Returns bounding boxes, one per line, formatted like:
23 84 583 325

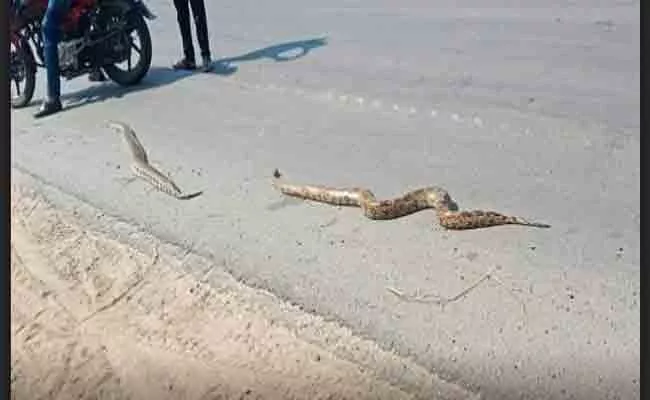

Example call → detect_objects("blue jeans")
42 0 69 101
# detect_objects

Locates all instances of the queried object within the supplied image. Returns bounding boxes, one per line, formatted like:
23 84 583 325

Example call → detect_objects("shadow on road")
215 36 328 72
26 36 329 113
57 66 196 111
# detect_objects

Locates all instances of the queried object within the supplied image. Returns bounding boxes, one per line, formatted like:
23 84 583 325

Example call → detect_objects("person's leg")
188 0 212 71
35 0 66 118
172 0 196 69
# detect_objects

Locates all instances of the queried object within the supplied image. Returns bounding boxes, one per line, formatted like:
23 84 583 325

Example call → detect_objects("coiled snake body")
272 169 550 230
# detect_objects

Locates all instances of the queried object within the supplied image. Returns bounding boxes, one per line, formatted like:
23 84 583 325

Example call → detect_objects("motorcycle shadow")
46 58 253 112
49 66 200 111
27 36 327 112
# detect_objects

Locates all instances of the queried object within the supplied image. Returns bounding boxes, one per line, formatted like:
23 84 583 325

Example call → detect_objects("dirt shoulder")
10 180 478 400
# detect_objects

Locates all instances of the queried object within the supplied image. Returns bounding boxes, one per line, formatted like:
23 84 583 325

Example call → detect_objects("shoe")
172 58 196 71
200 55 214 72
88 69 107 82
34 99 62 119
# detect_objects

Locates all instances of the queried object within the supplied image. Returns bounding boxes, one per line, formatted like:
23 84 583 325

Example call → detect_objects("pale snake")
107 121 202 200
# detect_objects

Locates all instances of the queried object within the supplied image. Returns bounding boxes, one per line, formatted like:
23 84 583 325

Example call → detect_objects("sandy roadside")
10 182 479 400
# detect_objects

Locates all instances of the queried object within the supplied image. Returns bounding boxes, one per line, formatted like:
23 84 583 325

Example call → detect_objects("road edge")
11 164 481 400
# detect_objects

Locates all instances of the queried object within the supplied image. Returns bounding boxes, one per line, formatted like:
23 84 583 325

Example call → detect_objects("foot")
34 99 62 119
200 55 214 72
172 58 196 71
88 69 107 82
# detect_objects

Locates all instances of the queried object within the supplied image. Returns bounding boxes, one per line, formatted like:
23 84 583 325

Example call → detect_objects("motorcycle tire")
10 38 37 109
103 11 152 87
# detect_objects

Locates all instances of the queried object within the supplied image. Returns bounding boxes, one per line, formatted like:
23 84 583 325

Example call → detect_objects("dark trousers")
173 0 211 61
42 0 68 101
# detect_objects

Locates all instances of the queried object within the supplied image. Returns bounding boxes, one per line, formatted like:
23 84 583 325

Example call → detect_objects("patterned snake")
272 169 550 230
107 121 202 200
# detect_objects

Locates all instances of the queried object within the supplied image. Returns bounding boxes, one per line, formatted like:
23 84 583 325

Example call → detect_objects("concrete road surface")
11 1 639 399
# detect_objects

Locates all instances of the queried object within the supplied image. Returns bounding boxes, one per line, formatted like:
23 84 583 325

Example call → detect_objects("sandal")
172 58 197 70
200 55 214 72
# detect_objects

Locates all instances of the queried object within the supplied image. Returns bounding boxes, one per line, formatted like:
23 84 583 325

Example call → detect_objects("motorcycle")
9 0 157 108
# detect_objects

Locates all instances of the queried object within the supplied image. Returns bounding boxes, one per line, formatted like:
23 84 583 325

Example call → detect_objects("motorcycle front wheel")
102 10 152 86
10 37 37 108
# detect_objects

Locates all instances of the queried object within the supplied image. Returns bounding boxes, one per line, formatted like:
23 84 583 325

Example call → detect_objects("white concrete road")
11 1 639 399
